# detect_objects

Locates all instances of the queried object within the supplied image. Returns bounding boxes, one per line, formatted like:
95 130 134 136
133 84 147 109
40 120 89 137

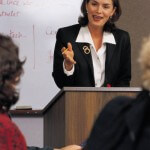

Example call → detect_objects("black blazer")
52 24 131 88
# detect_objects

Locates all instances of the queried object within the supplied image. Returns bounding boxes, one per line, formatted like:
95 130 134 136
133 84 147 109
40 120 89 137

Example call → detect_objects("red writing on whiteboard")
46 27 57 36
0 10 20 17
9 30 26 39
49 50 54 63
6 0 20 5
0 0 20 5
0 0 32 6
23 0 32 6
0 0 3 4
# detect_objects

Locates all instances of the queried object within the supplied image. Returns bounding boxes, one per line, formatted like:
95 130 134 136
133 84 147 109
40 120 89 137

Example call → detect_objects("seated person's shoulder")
0 114 18 131
0 114 26 150
99 96 133 120
107 96 133 108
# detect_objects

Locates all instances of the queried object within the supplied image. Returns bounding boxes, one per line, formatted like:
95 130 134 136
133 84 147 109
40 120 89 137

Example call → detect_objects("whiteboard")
0 0 81 109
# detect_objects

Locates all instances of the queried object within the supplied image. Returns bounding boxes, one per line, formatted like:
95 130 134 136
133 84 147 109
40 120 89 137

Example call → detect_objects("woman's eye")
103 5 110 9
91 2 97 6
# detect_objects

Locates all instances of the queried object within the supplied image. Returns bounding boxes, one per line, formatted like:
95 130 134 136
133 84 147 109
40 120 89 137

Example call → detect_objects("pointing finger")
67 42 72 51
61 47 67 53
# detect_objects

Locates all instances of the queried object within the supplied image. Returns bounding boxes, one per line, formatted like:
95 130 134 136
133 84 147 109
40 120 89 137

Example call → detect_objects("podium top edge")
42 87 141 114
62 87 142 92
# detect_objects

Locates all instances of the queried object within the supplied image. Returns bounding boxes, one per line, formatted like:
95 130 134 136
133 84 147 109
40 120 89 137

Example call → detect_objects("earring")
109 16 113 23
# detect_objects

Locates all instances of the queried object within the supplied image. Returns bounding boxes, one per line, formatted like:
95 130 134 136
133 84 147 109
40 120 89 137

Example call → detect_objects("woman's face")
86 0 116 29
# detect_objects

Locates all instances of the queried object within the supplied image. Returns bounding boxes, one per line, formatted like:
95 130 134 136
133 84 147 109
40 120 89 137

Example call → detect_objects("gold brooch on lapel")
83 46 90 54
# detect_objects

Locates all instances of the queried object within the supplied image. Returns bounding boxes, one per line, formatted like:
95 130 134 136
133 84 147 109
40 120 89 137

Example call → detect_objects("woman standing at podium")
52 0 131 88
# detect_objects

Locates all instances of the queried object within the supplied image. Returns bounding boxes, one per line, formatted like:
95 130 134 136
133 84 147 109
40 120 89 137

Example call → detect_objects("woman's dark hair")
78 0 122 32
0 34 25 113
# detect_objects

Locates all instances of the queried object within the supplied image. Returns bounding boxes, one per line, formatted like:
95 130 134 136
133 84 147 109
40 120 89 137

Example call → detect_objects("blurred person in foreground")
0 34 26 149
83 36 150 150
0 34 81 150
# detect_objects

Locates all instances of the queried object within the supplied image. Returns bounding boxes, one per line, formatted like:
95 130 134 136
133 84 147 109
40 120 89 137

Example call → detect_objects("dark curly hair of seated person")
0 34 25 113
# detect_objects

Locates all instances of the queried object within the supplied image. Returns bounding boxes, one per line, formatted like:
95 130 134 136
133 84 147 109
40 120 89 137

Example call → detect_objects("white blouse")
63 26 116 87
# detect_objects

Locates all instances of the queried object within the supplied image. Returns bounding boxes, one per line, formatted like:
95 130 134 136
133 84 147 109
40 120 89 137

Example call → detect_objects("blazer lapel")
77 43 94 76
67 25 94 78
105 43 116 85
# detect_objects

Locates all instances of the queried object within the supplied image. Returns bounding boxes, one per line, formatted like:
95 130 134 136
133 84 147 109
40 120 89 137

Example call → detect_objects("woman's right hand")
61 42 76 71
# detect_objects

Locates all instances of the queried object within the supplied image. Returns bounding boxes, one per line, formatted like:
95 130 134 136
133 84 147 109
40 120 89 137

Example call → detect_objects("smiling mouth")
93 15 103 21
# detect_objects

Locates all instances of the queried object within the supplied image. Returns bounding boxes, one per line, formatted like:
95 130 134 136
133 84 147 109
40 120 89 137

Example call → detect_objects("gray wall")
12 117 44 147
117 0 150 86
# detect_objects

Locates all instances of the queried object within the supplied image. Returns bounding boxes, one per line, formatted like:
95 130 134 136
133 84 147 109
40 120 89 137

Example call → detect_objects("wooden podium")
42 87 141 147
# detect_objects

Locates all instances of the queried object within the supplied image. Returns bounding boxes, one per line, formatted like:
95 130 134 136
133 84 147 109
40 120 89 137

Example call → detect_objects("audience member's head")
0 34 24 113
0 34 81 150
139 36 150 90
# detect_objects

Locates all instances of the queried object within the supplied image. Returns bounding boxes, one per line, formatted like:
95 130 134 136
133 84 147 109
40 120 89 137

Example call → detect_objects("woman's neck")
88 24 103 51
88 24 103 38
